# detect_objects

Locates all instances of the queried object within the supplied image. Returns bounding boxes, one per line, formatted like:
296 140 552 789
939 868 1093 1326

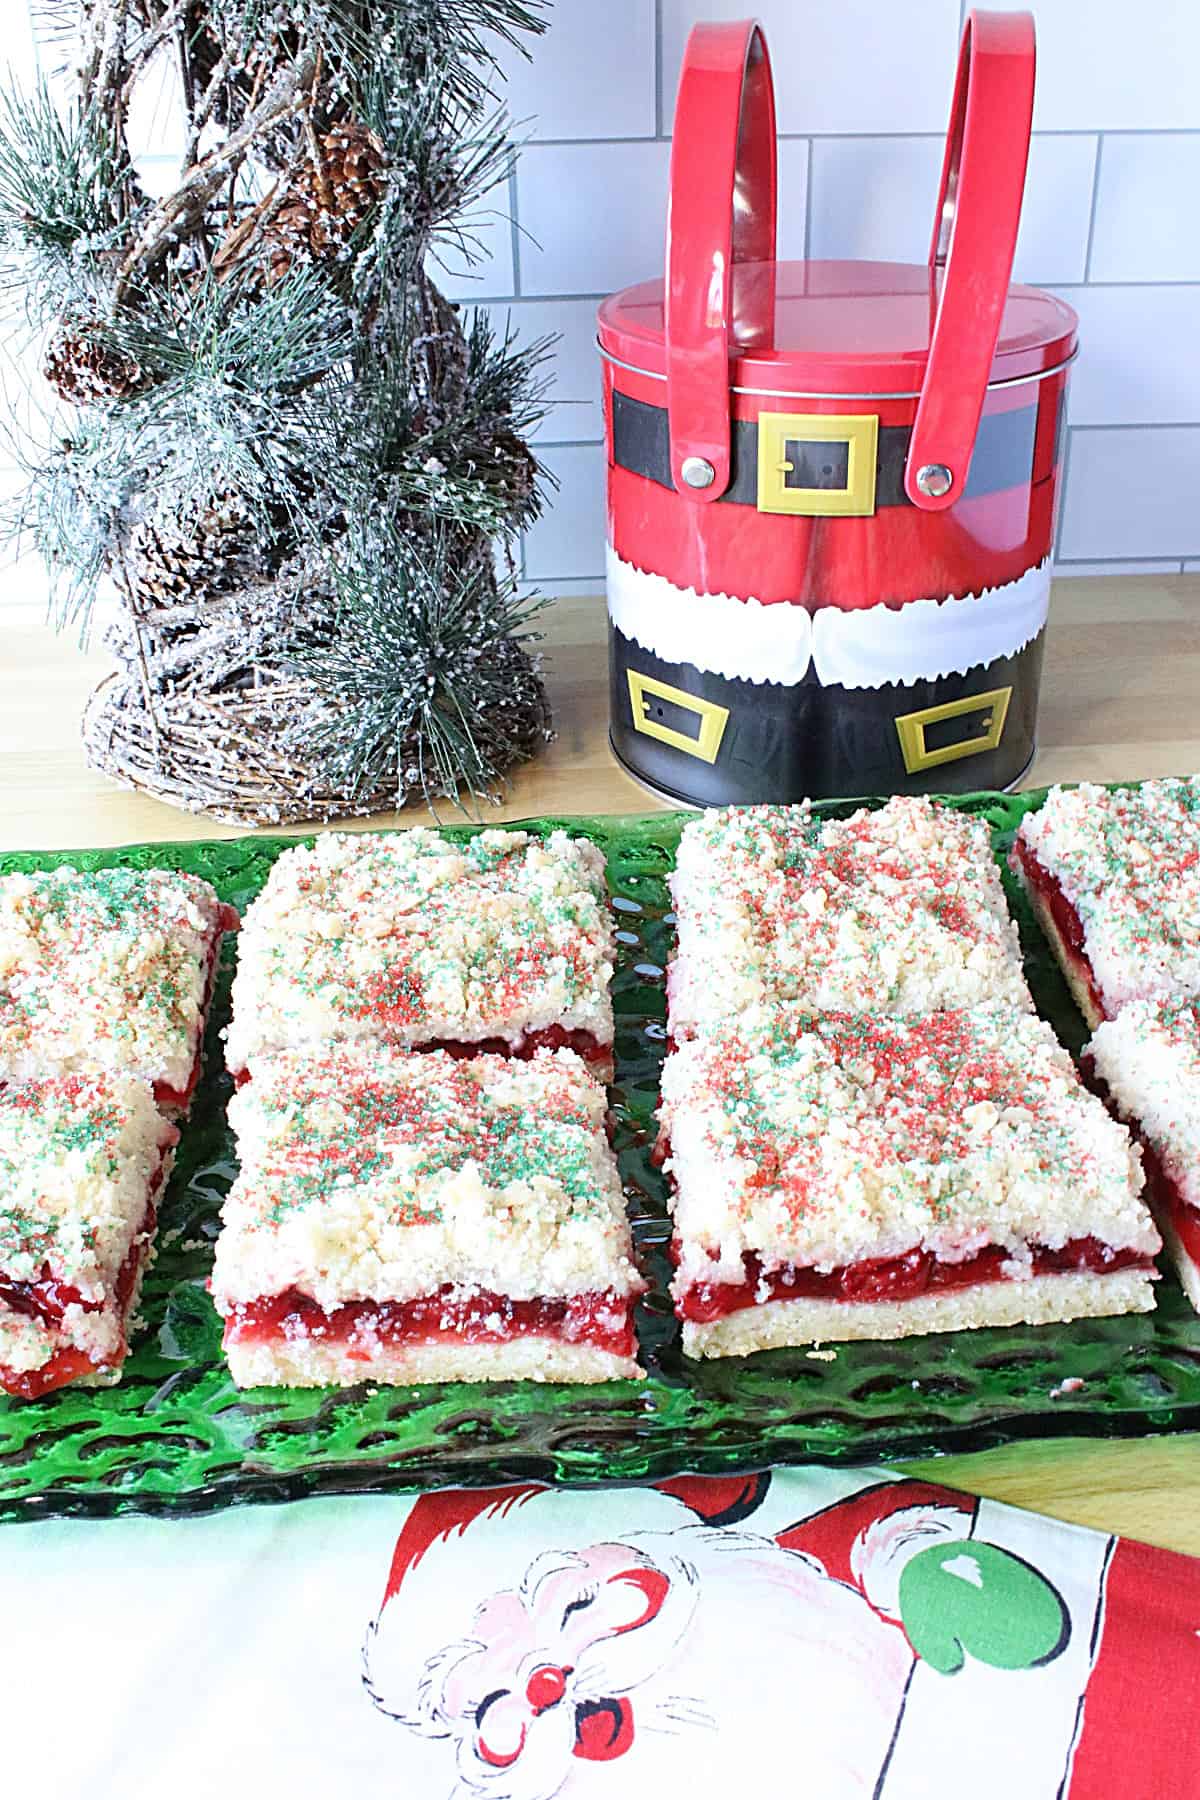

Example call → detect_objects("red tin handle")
665 19 777 503
905 10 1036 512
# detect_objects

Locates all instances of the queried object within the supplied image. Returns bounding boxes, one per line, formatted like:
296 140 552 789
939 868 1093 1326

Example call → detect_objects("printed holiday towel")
3 1466 1198 1798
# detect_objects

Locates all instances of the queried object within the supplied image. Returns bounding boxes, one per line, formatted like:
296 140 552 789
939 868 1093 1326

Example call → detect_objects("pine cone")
43 320 142 406
124 491 267 610
263 123 386 285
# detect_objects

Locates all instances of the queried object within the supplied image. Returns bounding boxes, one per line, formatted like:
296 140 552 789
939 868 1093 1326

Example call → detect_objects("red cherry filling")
1011 839 1108 1021
676 1237 1152 1323
0 1221 153 1399
224 1285 638 1361
232 1024 612 1087
1082 1055 1200 1275
0 1149 172 1400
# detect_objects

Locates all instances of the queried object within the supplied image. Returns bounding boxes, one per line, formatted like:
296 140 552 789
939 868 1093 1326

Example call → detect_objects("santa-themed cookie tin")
598 11 1077 805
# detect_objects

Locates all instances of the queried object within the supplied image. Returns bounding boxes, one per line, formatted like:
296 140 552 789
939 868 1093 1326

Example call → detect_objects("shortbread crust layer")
681 1270 1156 1357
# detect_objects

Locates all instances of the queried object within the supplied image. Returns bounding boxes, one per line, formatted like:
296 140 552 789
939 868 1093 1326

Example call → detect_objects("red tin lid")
598 259 1078 400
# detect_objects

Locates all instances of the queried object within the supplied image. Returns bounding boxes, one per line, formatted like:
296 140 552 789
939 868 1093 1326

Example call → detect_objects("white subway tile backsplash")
523 444 607 582
516 141 670 296
1031 0 1199 131
517 576 604 602
1058 429 1200 562
801 131 1096 283
500 0 657 140
429 183 516 301
809 137 941 264
1089 136 1200 284
1062 287 1200 426
660 0 960 135
480 299 605 443
1012 135 1098 287
774 139 811 261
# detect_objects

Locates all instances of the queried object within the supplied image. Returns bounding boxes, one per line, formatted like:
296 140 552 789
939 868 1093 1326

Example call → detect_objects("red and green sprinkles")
242 1049 608 1230
1024 778 1200 967
0 866 214 1065
686 1007 1104 1235
0 1075 133 1282
250 830 610 1037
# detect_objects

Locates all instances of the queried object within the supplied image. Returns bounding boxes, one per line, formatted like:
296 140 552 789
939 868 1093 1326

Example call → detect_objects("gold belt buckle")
626 671 729 764
894 687 1013 774
756 412 879 516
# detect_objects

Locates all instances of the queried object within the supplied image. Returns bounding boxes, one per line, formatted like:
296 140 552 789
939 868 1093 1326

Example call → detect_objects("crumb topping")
1088 995 1200 1212
0 865 228 1090
668 797 1030 1035
224 829 615 1070
1015 778 1200 1012
0 1070 173 1342
212 1044 642 1311
659 1004 1156 1286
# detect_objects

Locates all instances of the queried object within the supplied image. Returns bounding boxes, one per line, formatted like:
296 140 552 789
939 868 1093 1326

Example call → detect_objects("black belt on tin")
611 388 1052 511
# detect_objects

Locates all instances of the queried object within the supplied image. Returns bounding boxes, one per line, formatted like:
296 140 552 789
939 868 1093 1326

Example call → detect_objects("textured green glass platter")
3 786 1200 1523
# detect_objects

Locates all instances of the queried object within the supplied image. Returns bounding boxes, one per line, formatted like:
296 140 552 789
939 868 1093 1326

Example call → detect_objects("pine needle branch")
281 519 550 809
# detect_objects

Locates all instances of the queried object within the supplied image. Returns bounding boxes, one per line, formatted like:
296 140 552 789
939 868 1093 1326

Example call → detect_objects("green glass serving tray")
3 787 1200 1522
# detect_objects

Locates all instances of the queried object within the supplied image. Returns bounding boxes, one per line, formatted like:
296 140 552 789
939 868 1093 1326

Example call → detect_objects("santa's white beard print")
365 1525 914 1800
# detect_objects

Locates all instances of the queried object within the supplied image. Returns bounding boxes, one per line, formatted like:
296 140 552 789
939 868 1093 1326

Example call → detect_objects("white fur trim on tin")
605 544 1051 691
605 543 813 685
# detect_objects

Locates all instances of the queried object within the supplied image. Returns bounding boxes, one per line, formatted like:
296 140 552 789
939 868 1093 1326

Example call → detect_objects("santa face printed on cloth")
361 1468 1199 1800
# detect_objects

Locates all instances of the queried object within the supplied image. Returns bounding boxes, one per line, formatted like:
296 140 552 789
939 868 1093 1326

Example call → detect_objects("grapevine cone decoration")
0 1 553 824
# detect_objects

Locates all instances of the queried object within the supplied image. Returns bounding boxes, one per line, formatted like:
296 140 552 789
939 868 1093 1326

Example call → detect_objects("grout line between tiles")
1069 421 1200 433
1083 134 1105 283
654 0 664 139
1053 423 1076 564
1054 554 1199 567
508 166 522 297
803 138 814 259
1051 280 1200 291
521 127 1200 148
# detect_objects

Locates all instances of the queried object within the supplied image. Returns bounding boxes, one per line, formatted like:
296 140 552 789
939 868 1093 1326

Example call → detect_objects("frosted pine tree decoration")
0 1 553 823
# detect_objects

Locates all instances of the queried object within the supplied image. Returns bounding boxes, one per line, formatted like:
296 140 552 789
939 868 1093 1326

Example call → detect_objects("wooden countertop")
3 572 1199 1554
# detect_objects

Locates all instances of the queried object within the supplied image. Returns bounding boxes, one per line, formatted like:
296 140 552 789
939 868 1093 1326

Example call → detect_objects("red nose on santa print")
598 10 1077 806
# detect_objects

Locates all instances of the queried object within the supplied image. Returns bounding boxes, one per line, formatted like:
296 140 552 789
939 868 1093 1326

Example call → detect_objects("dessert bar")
212 1043 644 1387
658 1004 1159 1357
667 797 1030 1041
1086 997 1200 1314
1011 776 1200 1028
0 1072 177 1398
0 865 237 1113
225 829 615 1080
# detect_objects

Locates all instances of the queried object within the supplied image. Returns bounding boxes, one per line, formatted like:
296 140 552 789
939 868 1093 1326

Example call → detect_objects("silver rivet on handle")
679 455 716 489
915 462 954 498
